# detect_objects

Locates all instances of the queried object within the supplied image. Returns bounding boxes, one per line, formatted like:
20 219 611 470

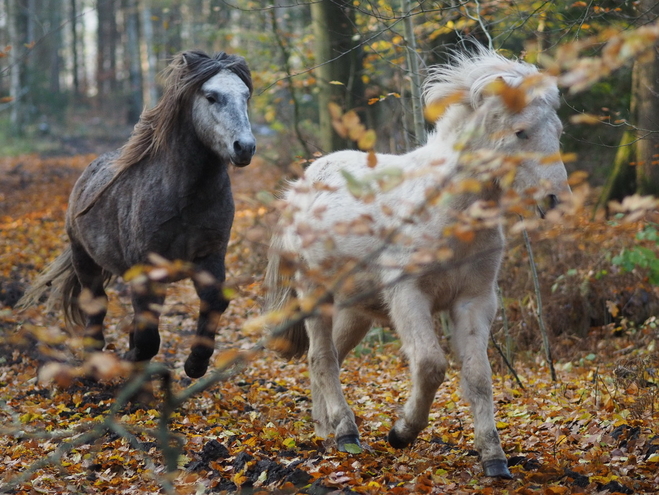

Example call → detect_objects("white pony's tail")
263 233 309 359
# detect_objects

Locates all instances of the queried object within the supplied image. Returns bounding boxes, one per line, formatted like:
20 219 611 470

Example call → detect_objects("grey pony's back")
17 246 84 327
263 233 309 359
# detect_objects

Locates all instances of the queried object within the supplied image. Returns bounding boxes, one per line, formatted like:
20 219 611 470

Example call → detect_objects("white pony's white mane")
423 48 559 114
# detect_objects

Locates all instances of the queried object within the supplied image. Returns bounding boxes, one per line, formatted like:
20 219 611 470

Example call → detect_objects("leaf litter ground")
0 154 658 494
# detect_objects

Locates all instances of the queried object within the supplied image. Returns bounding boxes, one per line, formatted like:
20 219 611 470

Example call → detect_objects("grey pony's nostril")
234 138 256 156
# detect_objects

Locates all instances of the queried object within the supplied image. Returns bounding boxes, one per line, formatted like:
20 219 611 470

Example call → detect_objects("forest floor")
0 153 658 494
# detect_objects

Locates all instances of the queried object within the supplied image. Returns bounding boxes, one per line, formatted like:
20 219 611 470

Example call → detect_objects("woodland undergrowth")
0 154 658 494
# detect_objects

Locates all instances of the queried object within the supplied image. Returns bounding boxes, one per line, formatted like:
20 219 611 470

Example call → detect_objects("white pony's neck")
407 104 471 172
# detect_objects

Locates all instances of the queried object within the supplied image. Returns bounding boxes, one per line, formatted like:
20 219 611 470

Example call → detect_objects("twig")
496 283 513 365
489 330 525 391
522 226 557 382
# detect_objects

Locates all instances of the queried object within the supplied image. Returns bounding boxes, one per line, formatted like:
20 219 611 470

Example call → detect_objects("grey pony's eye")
515 129 529 140
205 94 217 105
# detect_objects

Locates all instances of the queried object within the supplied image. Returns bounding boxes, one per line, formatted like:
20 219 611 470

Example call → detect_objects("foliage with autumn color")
1 146 658 494
2 6 659 494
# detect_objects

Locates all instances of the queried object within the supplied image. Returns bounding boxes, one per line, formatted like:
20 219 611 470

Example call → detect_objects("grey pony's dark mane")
77 50 253 217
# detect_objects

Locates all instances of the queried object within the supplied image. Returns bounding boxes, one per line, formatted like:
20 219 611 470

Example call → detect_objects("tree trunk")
70 0 80 96
141 0 158 108
311 0 364 153
597 130 638 211
7 0 23 135
124 0 143 124
401 0 425 146
634 0 659 195
49 0 62 96
96 0 118 96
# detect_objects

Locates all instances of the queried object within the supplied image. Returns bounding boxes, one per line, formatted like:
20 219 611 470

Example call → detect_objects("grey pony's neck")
160 122 231 194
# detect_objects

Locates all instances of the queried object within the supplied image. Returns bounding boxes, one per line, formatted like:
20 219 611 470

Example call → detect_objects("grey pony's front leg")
451 291 512 479
184 255 229 378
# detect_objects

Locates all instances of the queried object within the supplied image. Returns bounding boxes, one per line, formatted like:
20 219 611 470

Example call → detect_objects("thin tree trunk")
8 0 23 135
125 0 143 123
96 0 118 96
635 0 659 195
401 0 425 145
141 0 158 108
270 4 312 157
49 0 62 95
70 0 80 96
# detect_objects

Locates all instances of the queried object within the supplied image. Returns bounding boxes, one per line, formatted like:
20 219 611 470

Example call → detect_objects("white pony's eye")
205 94 217 104
515 129 529 140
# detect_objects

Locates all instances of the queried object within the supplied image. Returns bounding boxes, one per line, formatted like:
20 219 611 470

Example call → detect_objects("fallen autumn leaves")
1 155 658 494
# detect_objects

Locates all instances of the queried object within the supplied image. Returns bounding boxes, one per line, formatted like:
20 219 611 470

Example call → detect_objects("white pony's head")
424 48 570 214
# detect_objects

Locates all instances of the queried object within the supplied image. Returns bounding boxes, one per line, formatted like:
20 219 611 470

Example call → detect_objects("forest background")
1 1 659 494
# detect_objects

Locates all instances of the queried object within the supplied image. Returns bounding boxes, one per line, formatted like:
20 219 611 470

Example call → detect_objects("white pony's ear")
471 75 506 109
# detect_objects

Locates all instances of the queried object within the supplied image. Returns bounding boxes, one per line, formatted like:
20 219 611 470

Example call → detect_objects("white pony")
265 48 570 479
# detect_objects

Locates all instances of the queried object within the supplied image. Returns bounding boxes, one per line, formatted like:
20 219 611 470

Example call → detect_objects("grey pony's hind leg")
125 280 165 363
450 291 511 479
184 256 229 378
69 241 108 352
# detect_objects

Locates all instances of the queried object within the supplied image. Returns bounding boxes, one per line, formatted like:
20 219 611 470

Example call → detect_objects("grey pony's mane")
77 50 252 217
423 47 559 113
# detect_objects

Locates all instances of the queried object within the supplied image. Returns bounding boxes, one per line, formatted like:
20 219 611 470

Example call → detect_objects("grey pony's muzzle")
232 135 256 167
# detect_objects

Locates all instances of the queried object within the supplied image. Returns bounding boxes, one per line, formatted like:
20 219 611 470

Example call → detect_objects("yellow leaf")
123 264 148 281
358 129 377 151
328 101 343 121
329 80 345 85
214 349 240 369
606 300 619 318
424 91 465 122
570 113 602 125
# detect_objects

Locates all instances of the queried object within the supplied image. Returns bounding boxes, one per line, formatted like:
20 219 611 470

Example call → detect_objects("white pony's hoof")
482 459 512 479
336 435 362 453
387 428 413 449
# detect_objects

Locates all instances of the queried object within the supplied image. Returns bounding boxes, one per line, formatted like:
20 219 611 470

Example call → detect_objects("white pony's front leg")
386 283 448 448
450 290 511 479
305 313 360 449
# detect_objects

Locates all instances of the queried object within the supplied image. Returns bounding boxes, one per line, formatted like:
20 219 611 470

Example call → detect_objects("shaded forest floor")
0 154 658 494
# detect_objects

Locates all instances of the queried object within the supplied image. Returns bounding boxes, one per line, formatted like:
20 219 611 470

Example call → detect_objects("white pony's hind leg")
386 283 448 448
450 290 512 479
306 313 360 448
332 307 372 364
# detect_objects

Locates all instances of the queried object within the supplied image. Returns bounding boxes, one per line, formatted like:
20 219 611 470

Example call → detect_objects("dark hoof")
387 428 412 449
336 435 362 453
184 357 209 378
482 459 513 479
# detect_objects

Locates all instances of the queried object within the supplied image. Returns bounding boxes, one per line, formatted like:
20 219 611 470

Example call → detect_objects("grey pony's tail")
17 245 86 328
263 233 309 360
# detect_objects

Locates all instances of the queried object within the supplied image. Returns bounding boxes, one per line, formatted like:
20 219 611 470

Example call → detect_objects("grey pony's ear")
179 50 207 68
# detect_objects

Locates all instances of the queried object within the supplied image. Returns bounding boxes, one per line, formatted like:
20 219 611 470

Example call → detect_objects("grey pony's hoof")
336 435 362 453
482 459 513 479
184 356 209 378
387 428 412 449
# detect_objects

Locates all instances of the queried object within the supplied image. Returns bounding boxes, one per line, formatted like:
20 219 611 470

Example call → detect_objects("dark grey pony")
19 50 255 378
